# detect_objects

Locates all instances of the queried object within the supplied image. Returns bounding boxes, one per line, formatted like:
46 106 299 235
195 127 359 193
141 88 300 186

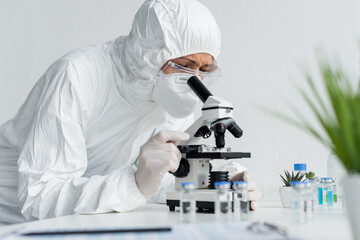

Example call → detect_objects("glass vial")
327 151 346 205
214 181 231 222
233 181 249 221
331 177 337 204
321 178 334 207
307 177 319 206
291 181 306 223
180 182 195 223
304 181 314 221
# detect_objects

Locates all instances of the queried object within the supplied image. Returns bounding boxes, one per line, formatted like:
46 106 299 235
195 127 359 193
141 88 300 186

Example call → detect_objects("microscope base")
166 189 234 213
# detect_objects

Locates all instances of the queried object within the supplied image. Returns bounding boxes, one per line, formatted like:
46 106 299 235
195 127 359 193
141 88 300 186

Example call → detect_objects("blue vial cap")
214 181 231 187
181 182 195 187
321 177 333 180
294 163 307 171
233 181 248 185
290 181 304 186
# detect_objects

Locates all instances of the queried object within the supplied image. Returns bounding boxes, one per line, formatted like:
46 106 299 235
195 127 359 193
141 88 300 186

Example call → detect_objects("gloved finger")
250 201 259 211
248 189 262 201
230 172 242 182
149 143 182 159
246 179 257 191
230 171 253 182
140 149 180 166
157 151 181 173
163 143 182 159
151 130 189 144
162 158 180 174
241 171 253 182
231 173 256 191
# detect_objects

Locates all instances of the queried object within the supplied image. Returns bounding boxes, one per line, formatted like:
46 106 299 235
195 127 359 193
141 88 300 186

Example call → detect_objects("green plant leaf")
269 56 360 174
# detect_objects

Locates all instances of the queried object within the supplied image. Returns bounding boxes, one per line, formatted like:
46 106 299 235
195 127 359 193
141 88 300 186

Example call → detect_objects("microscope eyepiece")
187 76 213 103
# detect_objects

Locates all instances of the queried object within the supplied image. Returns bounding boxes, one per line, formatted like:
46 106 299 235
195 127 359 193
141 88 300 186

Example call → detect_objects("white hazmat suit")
0 0 245 224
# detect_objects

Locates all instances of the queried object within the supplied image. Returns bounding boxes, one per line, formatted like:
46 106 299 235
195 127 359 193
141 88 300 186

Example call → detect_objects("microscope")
166 76 251 212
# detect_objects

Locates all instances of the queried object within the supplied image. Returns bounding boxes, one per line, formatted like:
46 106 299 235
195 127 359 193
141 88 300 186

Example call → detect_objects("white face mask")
151 72 199 119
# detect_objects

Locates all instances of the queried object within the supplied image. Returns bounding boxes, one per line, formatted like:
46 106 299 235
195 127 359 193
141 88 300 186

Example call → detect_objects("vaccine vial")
307 177 319 206
233 181 249 221
291 181 306 223
180 182 195 223
304 181 314 221
327 151 346 205
214 181 232 222
330 177 337 204
321 178 334 207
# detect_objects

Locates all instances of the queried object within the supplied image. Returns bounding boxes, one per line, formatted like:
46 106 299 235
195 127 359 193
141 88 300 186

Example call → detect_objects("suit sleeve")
17 60 145 221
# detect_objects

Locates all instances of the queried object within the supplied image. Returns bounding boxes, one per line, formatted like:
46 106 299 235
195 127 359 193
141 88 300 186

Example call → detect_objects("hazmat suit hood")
110 0 221 106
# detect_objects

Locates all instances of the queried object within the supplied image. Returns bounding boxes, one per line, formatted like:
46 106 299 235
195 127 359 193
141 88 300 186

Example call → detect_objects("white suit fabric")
0 0 244 225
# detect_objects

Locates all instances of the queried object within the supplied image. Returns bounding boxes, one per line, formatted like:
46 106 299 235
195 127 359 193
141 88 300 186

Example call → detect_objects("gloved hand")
231 171 262 210
135 130 190 198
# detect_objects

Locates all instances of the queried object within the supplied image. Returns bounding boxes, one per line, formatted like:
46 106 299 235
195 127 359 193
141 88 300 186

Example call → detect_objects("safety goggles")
161 61 222 85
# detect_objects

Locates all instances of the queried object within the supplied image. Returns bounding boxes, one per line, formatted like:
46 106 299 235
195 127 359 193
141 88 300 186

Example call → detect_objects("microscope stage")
185 151 251 159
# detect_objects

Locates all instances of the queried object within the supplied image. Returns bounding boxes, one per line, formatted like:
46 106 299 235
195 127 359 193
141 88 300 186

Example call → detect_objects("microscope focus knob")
169 158 190 178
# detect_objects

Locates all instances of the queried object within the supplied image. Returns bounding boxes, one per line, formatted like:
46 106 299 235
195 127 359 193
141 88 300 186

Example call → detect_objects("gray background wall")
0 0 359 200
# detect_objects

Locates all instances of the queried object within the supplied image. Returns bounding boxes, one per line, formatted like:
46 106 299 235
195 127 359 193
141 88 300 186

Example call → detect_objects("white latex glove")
231 171 262 210
135 130 189 198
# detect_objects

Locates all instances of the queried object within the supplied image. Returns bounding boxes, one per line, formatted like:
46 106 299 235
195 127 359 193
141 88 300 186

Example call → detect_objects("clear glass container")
291 181 306 223
327 151 346 205
304 181 314 221
233 181 249 221
321 178 334 207
307 177 319 206
180 182 196 223
214 181 231 222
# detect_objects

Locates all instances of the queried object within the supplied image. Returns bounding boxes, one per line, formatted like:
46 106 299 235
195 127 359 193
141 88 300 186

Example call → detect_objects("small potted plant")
305 171 318 183
306 171 315 179
279 170 305 208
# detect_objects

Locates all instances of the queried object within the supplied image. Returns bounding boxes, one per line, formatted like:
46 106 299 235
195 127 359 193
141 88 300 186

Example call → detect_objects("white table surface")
0 200 353 240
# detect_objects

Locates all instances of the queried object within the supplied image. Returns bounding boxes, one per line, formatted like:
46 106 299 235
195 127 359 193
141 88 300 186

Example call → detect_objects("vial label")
182 201 191 214
241 200 249 214
293 200 299 209
220 202 229 213
318 187 323 205
326 190 333 206
305 200 313 221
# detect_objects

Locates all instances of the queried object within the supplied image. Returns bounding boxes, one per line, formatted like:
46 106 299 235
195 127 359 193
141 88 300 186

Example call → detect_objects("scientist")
0 0 261 224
